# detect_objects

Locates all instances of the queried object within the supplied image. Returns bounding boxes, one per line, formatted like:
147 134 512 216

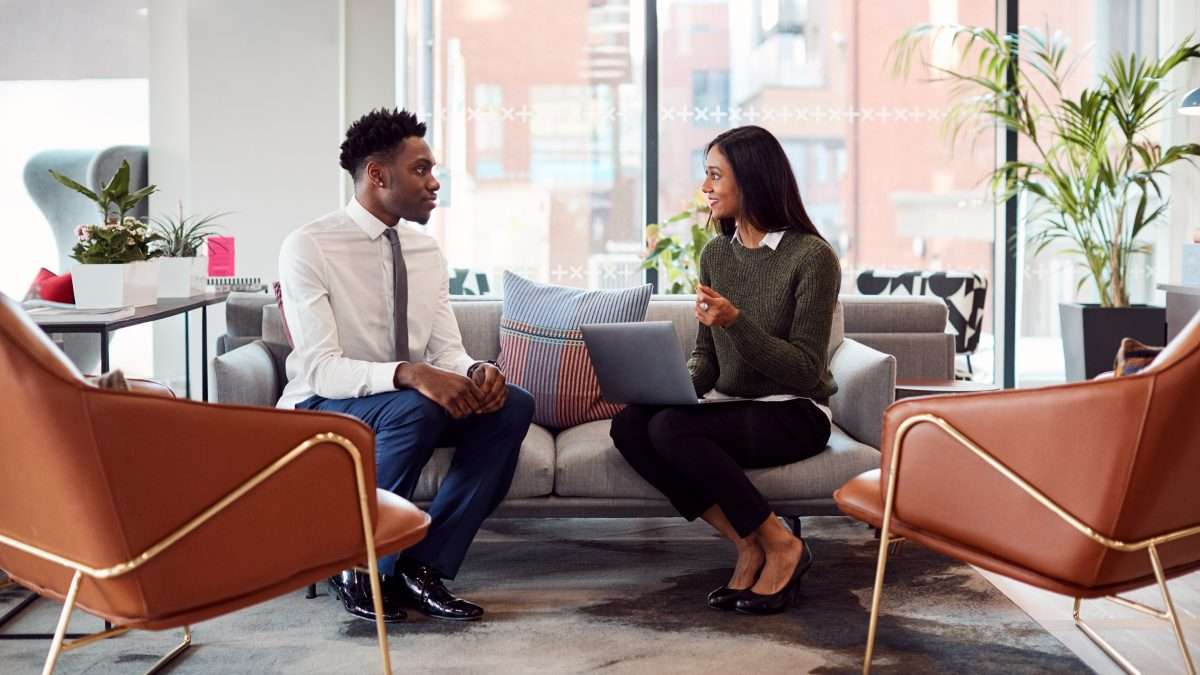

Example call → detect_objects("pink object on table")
208 237 235 276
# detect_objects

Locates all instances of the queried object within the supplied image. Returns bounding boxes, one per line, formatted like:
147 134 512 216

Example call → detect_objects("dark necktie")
382 227 410 361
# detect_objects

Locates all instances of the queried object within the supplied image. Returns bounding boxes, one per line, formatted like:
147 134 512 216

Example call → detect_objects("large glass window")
405 0 1167 386
1013 0 1159 386
413 0 645 292
659 0 998 381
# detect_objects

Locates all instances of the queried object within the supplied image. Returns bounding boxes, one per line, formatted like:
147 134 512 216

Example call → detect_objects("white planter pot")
157 256 207 298
72 260 161 308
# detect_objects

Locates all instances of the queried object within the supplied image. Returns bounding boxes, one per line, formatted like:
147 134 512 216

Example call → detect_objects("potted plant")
151 202 229 297
892 26 1200 379
50 160 162 308
643 192 715 294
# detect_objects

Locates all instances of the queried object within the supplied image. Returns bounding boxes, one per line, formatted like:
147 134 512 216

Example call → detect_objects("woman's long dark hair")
706 125 824 241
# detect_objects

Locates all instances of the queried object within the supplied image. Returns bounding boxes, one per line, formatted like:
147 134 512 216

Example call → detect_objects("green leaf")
103 160 131 201
48 169 98 202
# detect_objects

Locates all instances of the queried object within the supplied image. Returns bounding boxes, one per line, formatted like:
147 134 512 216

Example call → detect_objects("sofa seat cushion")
413 424 555 500
554 419 880 500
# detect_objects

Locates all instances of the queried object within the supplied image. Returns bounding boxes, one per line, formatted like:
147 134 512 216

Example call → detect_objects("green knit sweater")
688 231 841 402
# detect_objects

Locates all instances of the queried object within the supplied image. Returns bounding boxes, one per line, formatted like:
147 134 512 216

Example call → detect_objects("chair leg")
1073 597 1141 674
145 626 192 675
1071 546 1198 675
862 512 897 673
306 583 318 599
1149 544 1197 675
355 497 392 674
41 570 82 675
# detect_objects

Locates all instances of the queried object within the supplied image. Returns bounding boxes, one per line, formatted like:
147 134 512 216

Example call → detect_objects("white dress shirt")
710 227 832 421
732 227 785 250
276 197 476 409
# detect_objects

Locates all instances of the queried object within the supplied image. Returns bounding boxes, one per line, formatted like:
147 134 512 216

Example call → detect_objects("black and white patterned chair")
856 270 988 375
449 268 492 296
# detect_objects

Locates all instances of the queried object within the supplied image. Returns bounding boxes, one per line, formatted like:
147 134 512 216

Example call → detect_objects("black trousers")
610 398 831 538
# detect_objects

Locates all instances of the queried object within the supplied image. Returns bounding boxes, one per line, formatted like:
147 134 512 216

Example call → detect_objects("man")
277 108 534 622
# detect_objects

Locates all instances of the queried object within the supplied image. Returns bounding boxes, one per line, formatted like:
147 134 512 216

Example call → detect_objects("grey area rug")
1 517 1090 674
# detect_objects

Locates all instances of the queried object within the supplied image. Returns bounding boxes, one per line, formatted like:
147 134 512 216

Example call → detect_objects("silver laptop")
582 321 739 406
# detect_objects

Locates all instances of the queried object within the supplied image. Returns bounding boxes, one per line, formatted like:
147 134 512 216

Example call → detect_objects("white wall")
0 0 149 80
149 0 396 396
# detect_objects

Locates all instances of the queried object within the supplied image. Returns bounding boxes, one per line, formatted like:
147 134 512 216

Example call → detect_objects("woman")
610 125 840 615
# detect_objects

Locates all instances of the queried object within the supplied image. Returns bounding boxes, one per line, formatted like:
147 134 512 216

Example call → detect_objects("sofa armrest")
829 338 896 448
213 340 288 407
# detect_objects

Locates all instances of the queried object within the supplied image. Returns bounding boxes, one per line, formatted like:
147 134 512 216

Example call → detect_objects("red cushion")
27 268 75 303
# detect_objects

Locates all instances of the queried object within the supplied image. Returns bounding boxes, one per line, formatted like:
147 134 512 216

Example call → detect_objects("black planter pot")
1059 303 1166 381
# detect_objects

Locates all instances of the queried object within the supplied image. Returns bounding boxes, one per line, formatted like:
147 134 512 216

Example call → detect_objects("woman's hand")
695 284 740 327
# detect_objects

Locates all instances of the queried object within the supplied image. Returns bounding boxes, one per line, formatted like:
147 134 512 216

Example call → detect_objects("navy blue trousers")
298 385 534 578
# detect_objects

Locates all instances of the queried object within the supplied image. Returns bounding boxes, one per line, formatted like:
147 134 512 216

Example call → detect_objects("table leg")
184 311 191 399
100 331 110 374
201 305 209 402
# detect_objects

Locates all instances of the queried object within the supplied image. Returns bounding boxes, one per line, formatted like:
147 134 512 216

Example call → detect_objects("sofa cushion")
497 271 652 429
841 295 947 333
413 424 555 500
554 419 879 500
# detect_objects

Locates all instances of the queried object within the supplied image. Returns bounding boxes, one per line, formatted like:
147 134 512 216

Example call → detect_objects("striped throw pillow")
498 271 652 429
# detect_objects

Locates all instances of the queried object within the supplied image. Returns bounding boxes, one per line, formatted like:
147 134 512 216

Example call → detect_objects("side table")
896 378 1001 400
32 292 230 401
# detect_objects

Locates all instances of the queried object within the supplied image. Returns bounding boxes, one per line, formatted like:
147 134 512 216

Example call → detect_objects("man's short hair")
338 108 427 181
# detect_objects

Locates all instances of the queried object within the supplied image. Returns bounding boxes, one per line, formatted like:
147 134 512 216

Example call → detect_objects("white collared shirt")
733 228 785 249
276 197 476 409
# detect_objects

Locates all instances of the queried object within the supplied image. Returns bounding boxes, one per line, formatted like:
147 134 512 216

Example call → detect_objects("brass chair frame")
0 432 396 675
863 413 1199 675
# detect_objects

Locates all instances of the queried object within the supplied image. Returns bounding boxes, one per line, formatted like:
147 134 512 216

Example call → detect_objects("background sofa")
214 294 953 519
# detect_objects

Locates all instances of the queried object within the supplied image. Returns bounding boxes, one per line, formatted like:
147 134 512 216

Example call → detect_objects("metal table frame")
33 292 230 401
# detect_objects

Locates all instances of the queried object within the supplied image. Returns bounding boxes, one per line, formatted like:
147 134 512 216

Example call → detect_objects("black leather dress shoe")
392 564 484 621
707 585 750 610
735 539 814 616
329 570 407 623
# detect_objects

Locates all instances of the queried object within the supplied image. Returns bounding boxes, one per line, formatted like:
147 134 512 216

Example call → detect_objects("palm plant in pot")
50 160 162 308
151 202 229 297
892 26 1200 380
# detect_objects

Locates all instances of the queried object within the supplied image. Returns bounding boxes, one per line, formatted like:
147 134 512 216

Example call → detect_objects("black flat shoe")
392 563 484 621
707 585 750 610
329 570 407 623
734 539 814 616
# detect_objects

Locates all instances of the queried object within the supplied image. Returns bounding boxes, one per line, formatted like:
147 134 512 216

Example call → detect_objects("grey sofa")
214 294 953 518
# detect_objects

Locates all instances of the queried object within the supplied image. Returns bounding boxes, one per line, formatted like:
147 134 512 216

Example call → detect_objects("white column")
149 0 394 398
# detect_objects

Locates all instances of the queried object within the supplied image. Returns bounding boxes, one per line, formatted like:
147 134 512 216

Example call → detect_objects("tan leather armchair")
835 311 1200 675
0 293 430 675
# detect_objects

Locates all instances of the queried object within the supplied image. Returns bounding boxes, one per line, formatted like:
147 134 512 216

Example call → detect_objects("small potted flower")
151 202 229 297
50 160 162 308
